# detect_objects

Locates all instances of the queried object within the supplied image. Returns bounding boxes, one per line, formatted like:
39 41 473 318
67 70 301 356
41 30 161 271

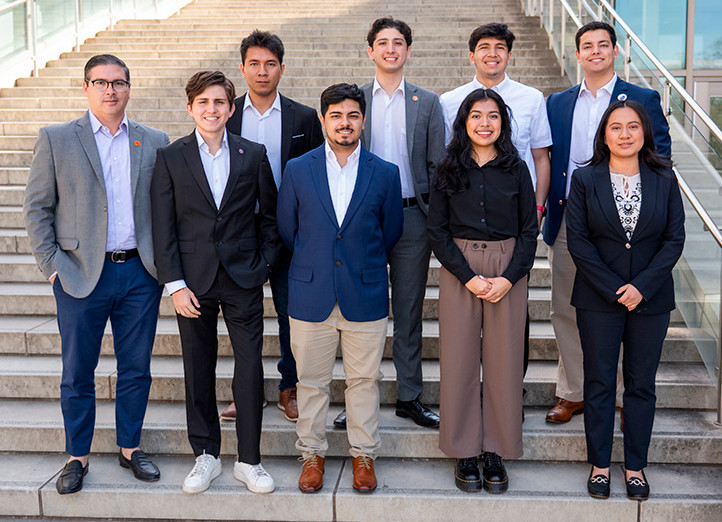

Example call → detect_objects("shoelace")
484 452 503 471
590 475 609 484
188 454 214 478
248 464 270 481
356 456 373 470
299 455 321 469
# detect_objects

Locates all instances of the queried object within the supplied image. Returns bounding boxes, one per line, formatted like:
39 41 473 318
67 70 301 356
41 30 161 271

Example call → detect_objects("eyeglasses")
86 79 130 92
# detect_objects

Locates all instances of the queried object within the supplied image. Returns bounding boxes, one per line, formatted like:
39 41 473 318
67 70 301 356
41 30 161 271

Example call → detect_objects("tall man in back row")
24 54 169 494
222 30 324 423
543 21 671 424
334 17 445 430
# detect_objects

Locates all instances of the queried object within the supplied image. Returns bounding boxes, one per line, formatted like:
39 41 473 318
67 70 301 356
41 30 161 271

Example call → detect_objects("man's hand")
480 277 512 303
465 275 491 298
616 284 643 311
172 287 201 318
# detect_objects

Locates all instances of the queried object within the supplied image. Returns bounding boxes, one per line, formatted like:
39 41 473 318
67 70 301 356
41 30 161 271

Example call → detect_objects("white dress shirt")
369 78 414 198
165 129 230 295
566 74 618 197
88 110 136 252
325 141 360 226
240 92 283 188
439 74 553 188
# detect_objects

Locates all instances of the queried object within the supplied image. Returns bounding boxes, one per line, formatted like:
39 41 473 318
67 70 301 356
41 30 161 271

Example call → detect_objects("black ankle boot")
482 452 508 493
455 457 481 492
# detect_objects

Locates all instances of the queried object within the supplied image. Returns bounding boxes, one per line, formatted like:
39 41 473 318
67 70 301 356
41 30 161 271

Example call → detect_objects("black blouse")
427 156 538 285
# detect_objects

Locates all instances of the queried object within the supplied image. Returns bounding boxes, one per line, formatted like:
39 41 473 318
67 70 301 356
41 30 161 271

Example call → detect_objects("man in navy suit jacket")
542 21 672 424
277 83 403 494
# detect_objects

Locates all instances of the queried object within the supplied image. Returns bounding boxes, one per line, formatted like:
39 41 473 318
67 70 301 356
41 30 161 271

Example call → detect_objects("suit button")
473 243 478 249
625 243 631 249
337 234 342 240
335 260 342 266
481 243 487 249
559 200 563 205
217 241 222 247
563 172 567 177
479 201 484 206
217 216 222 222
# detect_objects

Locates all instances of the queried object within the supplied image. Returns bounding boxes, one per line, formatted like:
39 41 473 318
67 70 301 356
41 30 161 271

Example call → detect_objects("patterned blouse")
610 172 642 240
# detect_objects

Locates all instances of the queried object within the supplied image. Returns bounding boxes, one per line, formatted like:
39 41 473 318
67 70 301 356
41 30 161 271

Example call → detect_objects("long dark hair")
434 88 520 194
587 100 672 171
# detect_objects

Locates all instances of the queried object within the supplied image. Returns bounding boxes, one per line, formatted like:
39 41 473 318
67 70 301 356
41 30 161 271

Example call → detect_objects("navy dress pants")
269 246 297 392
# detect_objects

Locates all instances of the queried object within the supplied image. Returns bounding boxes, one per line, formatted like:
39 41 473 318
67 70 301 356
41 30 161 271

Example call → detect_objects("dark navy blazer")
565 163 684 315
543 78 672 246
277 144 403 322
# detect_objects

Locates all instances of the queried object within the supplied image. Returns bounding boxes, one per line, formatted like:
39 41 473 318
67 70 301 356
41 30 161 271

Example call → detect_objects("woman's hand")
172 287 201 318
465 275 491 298
481 277 512 303
616 283 643 311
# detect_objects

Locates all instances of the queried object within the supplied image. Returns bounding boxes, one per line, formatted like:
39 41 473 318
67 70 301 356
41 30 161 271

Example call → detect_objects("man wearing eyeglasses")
23 54 169 495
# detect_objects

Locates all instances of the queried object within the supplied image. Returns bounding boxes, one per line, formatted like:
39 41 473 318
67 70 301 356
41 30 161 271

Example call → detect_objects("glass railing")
522 0 722 426
0 0 193 85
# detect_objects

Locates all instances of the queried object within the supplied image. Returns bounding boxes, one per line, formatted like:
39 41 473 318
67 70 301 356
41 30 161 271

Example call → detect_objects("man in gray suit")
334 18 445 429
23 54 169 494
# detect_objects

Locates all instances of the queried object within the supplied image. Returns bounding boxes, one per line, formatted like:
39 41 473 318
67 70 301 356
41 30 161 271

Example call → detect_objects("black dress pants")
177 264 264 464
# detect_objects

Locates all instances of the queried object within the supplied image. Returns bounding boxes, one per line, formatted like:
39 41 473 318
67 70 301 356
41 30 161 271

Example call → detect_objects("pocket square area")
291 134 305 138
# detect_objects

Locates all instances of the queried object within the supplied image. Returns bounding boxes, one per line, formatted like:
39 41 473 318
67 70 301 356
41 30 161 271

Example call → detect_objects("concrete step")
0 355 713 409
0 186 23 205
0 315 703 364
1 453 720 521
0 399 719 464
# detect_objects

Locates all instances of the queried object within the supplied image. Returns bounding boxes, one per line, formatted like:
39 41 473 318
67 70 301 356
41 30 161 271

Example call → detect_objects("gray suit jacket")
360 80 445 215
23 111 169 298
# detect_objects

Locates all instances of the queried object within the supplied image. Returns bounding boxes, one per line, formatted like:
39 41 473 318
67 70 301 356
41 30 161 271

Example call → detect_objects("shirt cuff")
49 271 57 282
165 279 187 295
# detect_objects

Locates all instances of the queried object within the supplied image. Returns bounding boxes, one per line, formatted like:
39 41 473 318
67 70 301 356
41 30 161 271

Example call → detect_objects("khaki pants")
438 238 526 460
290 304 387 459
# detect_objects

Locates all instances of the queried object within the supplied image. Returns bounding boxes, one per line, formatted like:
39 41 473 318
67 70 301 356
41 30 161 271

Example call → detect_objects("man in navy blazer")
277 83 403 494
542 21 672 424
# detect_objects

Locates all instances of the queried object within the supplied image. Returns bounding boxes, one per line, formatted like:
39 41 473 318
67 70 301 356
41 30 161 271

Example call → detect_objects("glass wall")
694 0 722 69
0 2 26 61
36 0 75 41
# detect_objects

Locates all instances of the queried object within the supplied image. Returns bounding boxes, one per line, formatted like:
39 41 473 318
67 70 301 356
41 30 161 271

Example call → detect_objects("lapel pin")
133 141 140 147
617 93 628 101
239 148 244 154
412 95 419 101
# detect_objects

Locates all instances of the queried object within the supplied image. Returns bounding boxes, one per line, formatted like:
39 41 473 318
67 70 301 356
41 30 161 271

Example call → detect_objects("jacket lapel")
128 120 143 199
280 94 293 170
591 163 628 239
631 163 658 240
360 84 373 150
309 148 340 228
405 81 419 158
560 86 580 172
339 147 374 231
610 78 630 105
218 133 244 212
75 113 105 191
181 132 216 210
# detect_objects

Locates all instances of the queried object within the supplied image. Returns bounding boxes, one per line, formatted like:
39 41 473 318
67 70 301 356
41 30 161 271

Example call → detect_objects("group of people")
22 16 684 503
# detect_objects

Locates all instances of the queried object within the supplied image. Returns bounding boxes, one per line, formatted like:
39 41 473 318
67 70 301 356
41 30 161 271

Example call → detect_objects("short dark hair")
367 17 413 47
575 21 617 51
320 83 366 117
240 30 285 64
587 100 672 171
84 54 130 83
185 70 236 106
468 23 515 53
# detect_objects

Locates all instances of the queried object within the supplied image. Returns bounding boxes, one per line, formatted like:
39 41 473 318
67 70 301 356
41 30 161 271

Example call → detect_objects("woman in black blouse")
566 100 684 501
428 88 537 494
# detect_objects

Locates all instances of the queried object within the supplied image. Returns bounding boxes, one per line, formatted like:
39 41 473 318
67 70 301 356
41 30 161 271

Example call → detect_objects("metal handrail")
0 0 29 16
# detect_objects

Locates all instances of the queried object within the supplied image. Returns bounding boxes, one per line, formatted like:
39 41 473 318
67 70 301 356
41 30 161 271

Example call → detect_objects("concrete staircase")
0 0 720 520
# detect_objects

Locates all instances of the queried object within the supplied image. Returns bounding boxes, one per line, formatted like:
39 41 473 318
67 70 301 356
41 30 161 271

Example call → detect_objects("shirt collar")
88 109 128 135
195 128 229 154
472 73 509 93
324 140 361 166
372 77 405 98
243 91 282 115
579 73 618 98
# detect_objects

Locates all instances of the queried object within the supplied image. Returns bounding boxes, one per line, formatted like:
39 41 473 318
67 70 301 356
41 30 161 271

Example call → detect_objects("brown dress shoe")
220 393 267 422
352 456 377 492
278 388 299 421
298 455 324 493
545 398 584 423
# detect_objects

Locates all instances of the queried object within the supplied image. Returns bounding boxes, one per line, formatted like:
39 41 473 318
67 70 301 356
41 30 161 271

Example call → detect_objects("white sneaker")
182 453 222 494
233 461 275 494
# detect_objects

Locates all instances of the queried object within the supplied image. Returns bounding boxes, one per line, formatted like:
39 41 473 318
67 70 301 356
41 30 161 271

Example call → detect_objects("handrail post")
74 0 80 51
717 259 722 427
549 0 553 49
624 35 631 82
663 80 671 118
29 0 38 77
109 0 114 30
561 11 566 76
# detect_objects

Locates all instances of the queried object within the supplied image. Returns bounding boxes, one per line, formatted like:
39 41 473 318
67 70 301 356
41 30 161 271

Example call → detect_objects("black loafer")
455 457 481 492
481 452 508 493
333 410 347 430
119 449 160 482
587 467 610 499
395 397 440 428
626 470 649 501
56 460 88 494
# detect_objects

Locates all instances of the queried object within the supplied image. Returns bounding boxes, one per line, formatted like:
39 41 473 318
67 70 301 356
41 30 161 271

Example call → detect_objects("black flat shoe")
119 449 160 482
395 397 440 428
482 452 508 493
455 457 481 492
587 467 610 499
626 470 649 501
333 410 347 430
56 460 88 494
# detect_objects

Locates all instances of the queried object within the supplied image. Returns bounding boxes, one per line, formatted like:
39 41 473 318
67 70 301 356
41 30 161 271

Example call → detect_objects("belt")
105 248 139 263
402 193 429 208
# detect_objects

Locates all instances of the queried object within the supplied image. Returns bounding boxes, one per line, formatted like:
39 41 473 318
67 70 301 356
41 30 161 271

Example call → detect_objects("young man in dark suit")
543 21 671 424
151 71 281 494
223 30 324 422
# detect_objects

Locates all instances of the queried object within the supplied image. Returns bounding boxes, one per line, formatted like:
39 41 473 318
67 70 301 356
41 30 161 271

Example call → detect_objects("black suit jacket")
151 131 282 295
565 162 684 315
226 93 324 173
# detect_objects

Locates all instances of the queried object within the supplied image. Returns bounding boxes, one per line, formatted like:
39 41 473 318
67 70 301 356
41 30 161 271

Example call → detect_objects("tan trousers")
290 304 387 459
549 219 623 404
438 238 526 460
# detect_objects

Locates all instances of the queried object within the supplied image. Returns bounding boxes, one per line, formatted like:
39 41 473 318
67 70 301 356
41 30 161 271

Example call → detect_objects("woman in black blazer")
566 100 684 501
